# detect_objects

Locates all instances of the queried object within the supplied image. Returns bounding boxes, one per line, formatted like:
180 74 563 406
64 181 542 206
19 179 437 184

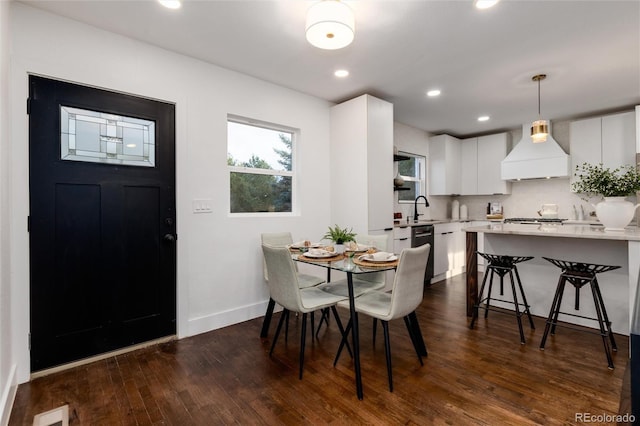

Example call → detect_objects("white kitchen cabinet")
393 226 411 254
460 139 477 195
429 134 461 195
461 134 511 195
570 111 636 187
330 94 394 235
477 134 511 195
433 222 465 278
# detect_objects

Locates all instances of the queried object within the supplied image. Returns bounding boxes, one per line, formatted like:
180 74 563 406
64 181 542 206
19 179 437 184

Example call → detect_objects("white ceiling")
19 0 640 137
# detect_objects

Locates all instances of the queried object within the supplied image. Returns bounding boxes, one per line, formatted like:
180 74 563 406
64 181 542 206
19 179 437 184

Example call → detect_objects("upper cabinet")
429 134 461 195
432 132 511 196
330 94 394 233
461 133 511 195
570 111 636 186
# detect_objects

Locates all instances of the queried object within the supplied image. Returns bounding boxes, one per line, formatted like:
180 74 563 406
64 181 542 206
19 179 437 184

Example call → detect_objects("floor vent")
32 405 69 426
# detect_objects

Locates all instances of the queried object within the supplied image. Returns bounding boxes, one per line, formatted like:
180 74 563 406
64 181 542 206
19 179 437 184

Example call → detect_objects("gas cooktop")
504 218 567 224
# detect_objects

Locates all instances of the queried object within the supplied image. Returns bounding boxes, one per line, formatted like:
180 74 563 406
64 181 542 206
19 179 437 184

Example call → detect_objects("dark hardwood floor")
10 274 630 425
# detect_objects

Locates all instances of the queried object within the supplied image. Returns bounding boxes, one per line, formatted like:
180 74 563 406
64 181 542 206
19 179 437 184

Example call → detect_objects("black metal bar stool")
470 253 535 344
539 257 620 369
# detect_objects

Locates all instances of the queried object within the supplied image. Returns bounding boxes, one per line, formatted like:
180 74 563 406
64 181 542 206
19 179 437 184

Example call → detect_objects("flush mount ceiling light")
426 89 441 97
478 116 490 122
158 0 181 9
306 0 355 50
474 0 500 9
334 69 349 77
531 74 549 143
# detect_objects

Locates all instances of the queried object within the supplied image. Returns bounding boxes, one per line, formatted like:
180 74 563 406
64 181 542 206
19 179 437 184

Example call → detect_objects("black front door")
29 76 177 371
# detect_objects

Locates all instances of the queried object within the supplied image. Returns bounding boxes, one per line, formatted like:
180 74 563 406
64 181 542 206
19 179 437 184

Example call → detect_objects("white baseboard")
0 364 17 426
187 299 280 337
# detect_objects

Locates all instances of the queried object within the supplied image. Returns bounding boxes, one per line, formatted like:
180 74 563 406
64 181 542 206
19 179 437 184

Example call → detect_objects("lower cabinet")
393 226 411 254
433 222 465 279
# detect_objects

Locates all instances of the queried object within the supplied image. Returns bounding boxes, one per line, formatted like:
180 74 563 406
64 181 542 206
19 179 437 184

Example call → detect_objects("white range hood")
501 123 570 180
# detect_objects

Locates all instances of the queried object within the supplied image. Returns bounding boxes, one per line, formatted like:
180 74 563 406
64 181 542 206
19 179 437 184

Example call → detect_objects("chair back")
261 232 295 281
261 244 304 312
387 244 431 319
355 234 389 285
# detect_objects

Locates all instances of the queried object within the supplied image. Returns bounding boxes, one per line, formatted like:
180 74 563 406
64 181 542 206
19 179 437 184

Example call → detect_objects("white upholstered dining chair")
335 243 431 392
261 244 349 379
260 232 326 339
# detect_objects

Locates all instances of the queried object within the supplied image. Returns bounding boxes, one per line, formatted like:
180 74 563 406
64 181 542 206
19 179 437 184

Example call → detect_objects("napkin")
370 251 392 261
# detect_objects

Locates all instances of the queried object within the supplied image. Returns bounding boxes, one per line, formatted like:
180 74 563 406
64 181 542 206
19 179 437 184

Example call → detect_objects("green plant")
323 225 357 244
572 162 640 197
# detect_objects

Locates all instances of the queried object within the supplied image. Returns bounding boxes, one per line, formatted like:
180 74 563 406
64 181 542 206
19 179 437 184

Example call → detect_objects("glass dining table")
261 251 427 400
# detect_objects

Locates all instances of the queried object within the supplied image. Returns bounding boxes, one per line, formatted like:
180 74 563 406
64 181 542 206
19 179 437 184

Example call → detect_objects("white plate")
304 250 339 258
344 243 370 252
359 253 398 263
289 241 321 249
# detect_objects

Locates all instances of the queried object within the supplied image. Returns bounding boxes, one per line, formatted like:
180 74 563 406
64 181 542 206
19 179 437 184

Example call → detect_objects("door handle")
163 233 176 243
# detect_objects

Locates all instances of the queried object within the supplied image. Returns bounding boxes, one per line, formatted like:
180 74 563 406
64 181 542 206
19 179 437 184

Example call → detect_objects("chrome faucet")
413 195 430 222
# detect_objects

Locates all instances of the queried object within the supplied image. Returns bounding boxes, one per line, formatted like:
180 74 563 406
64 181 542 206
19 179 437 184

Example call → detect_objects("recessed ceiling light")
474 0 499 9
159 0 181 9
478 116 490 122
426 90 441 97
334 69 349 78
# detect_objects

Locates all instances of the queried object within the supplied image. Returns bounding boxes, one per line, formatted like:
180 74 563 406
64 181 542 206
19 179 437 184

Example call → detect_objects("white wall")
8 3 333 385
0 0 17 423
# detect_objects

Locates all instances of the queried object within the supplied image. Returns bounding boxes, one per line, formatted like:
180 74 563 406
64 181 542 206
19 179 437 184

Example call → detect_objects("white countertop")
463 223 640 242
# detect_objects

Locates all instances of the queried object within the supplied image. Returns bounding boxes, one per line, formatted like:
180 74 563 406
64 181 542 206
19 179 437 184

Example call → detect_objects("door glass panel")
60 106 155 167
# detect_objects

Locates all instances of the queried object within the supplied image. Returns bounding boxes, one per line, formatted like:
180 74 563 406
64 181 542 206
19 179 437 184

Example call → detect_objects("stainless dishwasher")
411 225 435 287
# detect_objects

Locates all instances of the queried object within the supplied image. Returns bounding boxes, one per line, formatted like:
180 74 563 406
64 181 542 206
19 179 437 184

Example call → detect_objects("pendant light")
531 74 548 143
306 0 355 50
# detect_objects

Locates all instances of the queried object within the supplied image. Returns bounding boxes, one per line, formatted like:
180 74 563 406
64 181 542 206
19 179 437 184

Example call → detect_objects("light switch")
192 198 213 213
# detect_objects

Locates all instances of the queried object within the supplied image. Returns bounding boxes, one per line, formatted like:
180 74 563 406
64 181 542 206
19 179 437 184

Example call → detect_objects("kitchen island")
464 223 640 336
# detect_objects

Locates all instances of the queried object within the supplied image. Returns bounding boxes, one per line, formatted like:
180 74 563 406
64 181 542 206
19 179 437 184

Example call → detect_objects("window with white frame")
227 116 295 213
397 152 426 202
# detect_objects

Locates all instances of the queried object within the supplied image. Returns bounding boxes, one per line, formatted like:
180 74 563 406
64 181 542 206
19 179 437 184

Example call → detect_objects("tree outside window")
397 153 426 202
227 118 295 213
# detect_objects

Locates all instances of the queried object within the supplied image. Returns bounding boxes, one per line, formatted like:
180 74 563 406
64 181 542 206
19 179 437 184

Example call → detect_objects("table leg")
260 297 276 338
347 271 363 400
466 231 478 317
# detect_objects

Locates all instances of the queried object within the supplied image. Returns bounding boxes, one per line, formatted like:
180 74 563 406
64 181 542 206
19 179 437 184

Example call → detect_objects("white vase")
594 197 640 231
334 244 345 254
393 172 404 188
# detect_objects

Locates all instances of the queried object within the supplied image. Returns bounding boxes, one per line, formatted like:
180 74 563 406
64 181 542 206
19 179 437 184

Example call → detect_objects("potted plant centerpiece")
572 162 640 230
323 224 357 254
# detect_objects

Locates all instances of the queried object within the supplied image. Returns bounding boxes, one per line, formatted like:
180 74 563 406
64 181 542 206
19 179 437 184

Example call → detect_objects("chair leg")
284 310 290 343
315 308 330 338
540 276 565 350
373 318 378 346
592 277 618 352
382 321 393 392
270 310 287 356
299 313 308 379
508 269 526 344
514 265 535 330
310 312 315 342
470 267 491 329
404 316 423 365
260 297 276 338
550 278 567 336
484 268 496 319
589 281 614 369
